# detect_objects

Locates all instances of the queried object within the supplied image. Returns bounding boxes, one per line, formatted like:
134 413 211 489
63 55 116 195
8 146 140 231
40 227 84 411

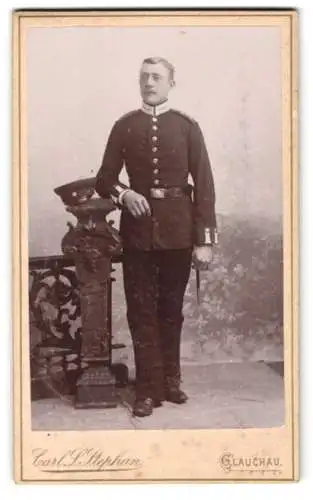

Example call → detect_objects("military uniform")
95 100 217 402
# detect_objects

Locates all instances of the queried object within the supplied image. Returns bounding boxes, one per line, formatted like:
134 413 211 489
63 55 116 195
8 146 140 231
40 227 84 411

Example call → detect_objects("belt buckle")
151 188 165 199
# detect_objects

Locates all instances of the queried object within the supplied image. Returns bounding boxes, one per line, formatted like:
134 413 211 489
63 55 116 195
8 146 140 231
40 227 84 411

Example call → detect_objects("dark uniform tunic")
95 101 218 401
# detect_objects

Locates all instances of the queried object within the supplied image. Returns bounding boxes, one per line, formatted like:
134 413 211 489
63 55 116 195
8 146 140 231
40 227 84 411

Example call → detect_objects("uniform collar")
141 99 170 116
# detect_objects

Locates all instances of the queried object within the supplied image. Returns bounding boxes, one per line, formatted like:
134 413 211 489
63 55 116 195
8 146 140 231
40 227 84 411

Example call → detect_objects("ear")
170 80 176 88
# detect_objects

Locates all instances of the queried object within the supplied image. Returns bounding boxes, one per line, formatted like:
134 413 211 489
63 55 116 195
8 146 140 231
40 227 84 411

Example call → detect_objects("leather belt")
149 186 190 199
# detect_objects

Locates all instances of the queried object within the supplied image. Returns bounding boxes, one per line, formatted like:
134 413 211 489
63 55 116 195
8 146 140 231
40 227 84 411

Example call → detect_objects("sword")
196 268 201 306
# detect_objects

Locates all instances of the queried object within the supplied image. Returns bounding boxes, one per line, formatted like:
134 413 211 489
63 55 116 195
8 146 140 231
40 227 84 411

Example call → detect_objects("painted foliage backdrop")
27 25 283 361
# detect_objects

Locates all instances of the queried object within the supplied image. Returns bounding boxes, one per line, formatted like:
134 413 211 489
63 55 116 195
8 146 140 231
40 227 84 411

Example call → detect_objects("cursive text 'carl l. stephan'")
32 447 143 472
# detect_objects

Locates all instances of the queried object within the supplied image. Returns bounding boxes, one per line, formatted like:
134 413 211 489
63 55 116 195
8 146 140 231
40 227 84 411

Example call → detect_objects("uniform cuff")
110 183 129 206
118 188 132 205
204 228 218 245
194 226 218 246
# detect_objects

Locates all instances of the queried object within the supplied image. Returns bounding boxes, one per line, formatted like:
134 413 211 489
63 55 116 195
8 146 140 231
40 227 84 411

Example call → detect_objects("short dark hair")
141 57 175 81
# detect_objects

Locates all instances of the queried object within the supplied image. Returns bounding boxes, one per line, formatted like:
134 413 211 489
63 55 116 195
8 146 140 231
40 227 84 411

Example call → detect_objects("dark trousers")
122 249 192 401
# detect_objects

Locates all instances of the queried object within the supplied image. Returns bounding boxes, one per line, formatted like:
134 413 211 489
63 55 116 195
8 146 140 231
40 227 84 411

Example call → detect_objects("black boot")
164 373 188 404
133 397 162 417
165 387 188 404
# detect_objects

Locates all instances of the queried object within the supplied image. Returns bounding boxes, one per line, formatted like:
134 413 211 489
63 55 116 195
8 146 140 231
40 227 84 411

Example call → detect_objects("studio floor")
31 361 284 431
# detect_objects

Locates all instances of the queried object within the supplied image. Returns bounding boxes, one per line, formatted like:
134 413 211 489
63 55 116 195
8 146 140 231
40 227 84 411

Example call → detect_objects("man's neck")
141 99 170 116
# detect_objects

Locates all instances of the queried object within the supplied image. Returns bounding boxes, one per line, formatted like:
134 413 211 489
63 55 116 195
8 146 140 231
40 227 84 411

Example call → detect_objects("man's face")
139 62 173 105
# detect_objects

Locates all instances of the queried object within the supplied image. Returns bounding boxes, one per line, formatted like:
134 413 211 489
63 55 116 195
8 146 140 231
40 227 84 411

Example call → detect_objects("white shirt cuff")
118 189 132 205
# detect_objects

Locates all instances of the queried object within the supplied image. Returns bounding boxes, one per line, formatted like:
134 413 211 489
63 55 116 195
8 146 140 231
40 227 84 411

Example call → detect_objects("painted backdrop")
27 26 283 361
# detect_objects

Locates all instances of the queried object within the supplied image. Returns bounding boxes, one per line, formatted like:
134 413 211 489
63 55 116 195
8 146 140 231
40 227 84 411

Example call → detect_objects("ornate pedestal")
54 178 127 409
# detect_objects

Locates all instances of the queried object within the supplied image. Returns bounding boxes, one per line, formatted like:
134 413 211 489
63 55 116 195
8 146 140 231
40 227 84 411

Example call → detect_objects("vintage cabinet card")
13 9 299 483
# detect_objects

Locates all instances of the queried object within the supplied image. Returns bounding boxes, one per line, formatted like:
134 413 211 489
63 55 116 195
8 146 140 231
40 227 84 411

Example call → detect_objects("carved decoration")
54 177 126 408
29 262 81 350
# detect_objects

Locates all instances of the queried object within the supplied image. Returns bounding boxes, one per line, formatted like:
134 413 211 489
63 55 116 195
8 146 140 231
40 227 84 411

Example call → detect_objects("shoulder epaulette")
117 109 141 123
171 109 197 124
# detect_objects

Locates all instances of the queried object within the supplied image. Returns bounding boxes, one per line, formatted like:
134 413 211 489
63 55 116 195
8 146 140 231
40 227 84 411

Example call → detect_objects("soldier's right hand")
122 190 151 218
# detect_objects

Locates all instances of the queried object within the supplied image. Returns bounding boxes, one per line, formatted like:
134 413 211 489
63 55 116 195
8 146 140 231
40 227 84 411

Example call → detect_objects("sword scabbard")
196 268 201 306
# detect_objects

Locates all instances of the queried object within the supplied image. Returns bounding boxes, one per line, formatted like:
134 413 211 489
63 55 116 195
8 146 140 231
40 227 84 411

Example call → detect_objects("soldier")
95 56 218 417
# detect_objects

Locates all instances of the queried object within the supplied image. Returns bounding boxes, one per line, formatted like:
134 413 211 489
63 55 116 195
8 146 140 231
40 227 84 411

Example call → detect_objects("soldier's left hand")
192 245 213 271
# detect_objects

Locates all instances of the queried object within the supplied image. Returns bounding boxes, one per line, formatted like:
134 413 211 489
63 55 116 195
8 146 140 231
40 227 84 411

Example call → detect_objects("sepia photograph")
13 9 298 482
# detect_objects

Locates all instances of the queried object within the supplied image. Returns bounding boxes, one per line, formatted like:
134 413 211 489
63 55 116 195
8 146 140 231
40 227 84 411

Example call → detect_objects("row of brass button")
151 116 160 185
